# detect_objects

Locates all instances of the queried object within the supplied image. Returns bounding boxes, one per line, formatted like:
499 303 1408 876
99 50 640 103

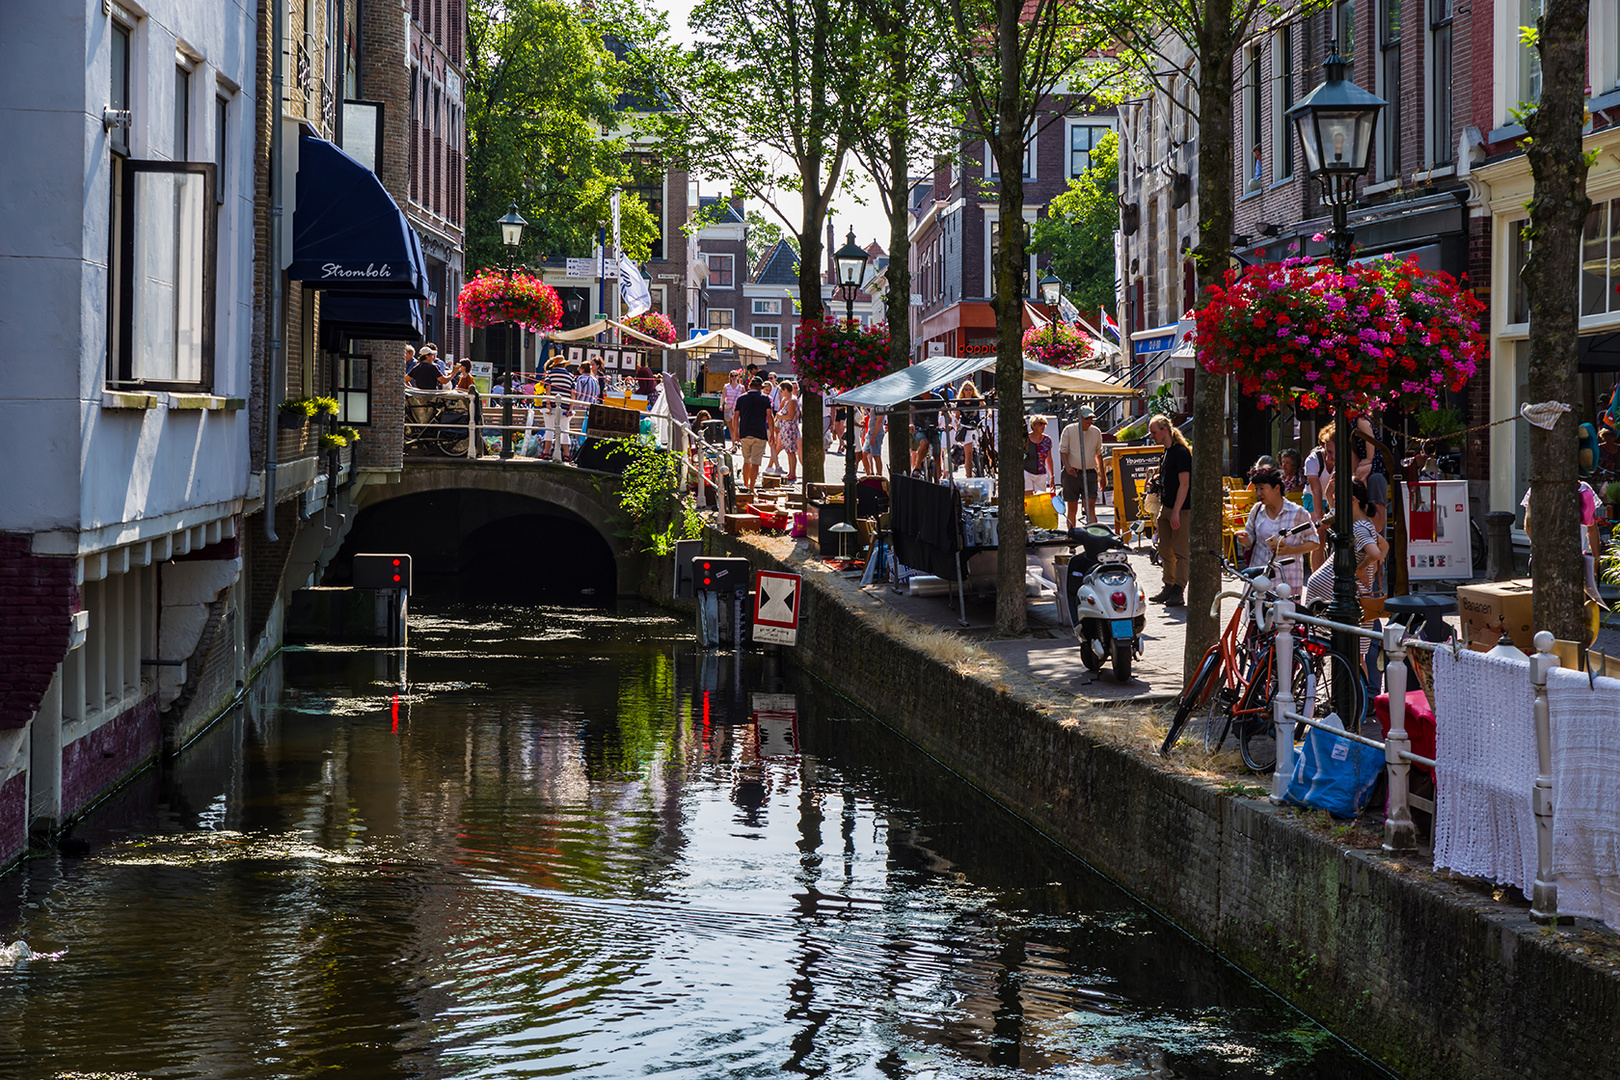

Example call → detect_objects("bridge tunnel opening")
330 489 617 603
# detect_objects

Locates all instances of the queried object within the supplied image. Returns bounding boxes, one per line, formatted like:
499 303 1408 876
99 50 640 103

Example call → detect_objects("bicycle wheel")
1202 687 1234 753
1162 648 1221 757
1236 646 1309 774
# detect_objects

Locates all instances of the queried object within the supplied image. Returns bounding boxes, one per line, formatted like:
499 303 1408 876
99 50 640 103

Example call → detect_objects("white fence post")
1529 629 1562 922
1271 588 1296 804
1382 624 1416 853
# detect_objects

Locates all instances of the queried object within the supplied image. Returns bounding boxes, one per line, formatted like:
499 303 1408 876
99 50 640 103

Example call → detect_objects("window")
110 21 132 156
1068 123 1112 177
1427 0 1454 165
1507 219 1531 323
331 352 371 424
752 297 781 315
1335 0 1357 56
1580 199 1620 317
1380 0 1402 178
708 253 735 288
987 133 1034 180
986 214 1032 300
708 308 733 330
752 324 781 350
1243 45 1262 193
175 66 191 160
1520 0 1545 104
108 160 218 388
214 97 228 203
1273 27 1295 182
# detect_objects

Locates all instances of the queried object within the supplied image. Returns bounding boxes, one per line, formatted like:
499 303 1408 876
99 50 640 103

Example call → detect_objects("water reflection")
0 602 1391 1080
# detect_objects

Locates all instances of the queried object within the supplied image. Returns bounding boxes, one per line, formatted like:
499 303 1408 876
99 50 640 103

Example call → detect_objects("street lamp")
496 202 528 458
1288 42 1386 725
1038 271 1064 310
832 226 869 534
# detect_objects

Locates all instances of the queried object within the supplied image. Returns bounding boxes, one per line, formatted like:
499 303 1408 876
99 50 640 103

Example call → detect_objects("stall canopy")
289 130 429 299
829 353 1140 410
677 327 779 359
547 319 672 350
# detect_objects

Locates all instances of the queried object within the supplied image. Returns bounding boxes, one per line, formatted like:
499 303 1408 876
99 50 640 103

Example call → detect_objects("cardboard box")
723 513 763 534
1457 578 1536 649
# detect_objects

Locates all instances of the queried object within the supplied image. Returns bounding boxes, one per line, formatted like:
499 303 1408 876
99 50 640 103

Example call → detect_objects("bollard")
1484 510 1516 580
1271 587 1297 804
1382 625 1417 852
1529 630 1565 923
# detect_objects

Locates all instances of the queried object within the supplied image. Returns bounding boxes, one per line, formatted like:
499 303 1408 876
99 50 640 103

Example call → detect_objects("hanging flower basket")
623 311 677 345
456 270 562 333
1021 322 1096 370
1194 254 1485 413
788 318 892 396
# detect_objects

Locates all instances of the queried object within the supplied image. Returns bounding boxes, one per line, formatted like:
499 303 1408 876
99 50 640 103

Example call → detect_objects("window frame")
752 297 781 315
707 253 736 289
751 323 782 350
110 158 219 391
1379 0 1403 179
1243 44 1263 194
1065 119 1115 179
331 349 372 426
1272 27 1295 183
985 128 1035 181
110 19 133 157
707 307 734 330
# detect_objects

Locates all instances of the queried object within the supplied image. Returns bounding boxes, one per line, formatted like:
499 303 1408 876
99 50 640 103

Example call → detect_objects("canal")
0 601 1392 1079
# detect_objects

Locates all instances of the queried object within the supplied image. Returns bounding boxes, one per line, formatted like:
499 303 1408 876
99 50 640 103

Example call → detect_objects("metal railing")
1263 593 1567 922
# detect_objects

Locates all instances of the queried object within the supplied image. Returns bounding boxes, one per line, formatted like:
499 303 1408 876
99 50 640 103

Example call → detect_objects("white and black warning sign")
751 570 802 646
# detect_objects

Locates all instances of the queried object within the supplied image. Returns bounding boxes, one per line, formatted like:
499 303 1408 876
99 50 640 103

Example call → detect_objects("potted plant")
279 397 317 429
456 270 563 333
312 396 341 418
788 318 892 395
1021 322 1095 370
623 310 678 345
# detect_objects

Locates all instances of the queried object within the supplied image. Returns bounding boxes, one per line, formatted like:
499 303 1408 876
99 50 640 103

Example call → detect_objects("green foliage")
1414 406 1463 439
279 397 317 418
464 0 658 275
606 440 703 554
1030 131 1120 317
336 425 362 444
312 395 341 417
1601 538 1620 588
745 210 794 271
319 432 348 450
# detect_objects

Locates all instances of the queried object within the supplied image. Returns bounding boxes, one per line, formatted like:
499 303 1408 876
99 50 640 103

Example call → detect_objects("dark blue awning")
290 130 429 299
319 293 425 344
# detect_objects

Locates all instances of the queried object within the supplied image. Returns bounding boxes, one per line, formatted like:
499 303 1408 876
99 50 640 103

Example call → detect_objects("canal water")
0 602 1391 1080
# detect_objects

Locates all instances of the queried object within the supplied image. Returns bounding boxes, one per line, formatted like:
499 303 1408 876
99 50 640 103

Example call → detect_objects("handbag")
1282 712 1384 819
1359 594 1388 621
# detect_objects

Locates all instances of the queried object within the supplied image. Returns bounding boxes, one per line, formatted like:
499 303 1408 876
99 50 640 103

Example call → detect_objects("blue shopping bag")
1281 713 1384 819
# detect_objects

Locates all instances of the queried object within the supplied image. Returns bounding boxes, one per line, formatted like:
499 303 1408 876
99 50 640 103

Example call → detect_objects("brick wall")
242 501 301 645
0 534 78 729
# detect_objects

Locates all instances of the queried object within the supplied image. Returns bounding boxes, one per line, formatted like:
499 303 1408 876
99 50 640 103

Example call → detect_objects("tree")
1111 1 1319 676
1030 130 1119 317
745 210 794 271
942 0 1124 634
464 0 657 273
649 0 869 484
1521 0 1591 642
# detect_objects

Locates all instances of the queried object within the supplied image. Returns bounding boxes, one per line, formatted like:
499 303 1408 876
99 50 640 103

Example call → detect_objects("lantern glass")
834 228 867 288
1038 273 1063 306
497 203 527 249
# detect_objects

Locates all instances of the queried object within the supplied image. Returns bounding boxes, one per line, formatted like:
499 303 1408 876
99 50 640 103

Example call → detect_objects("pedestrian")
861 408 887 477
634 358 657 402
1304 478 1389 615
1058 405 1105 527
1304 425 1336 571
1022 417 1054 494
1148 414 1191 608
956 381 983 477
407 350 447 390
1237 465 1318 598
721 370 743 448
574 359 601 406
734 376 775 490
765 376 784 474
1279 447 1306 494
543 359 577 460
777 381 801 482
911 388 943 476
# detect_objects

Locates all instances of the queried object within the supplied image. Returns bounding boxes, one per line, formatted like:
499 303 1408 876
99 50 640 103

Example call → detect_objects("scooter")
1065 523 1147 683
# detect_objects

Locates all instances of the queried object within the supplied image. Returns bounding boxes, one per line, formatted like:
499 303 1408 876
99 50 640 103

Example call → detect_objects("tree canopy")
464 0 658 273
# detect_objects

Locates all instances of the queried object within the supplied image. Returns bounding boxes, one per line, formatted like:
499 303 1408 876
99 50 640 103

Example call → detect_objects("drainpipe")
264 0 284 541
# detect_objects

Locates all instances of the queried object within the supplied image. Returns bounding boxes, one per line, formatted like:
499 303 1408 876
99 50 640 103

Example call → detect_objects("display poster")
585 347 603 370
1110 446 1164 528
621 349 641 371
469 361 494 396
1400 480 1473 579
567 346 584 365
602 349 621 371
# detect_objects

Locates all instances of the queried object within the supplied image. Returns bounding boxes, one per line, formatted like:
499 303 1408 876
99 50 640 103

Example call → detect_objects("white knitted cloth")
1432 649 1538 893
1546 667 1620 929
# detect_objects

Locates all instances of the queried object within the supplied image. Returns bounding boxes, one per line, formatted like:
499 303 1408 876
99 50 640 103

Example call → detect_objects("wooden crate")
724 513 763 534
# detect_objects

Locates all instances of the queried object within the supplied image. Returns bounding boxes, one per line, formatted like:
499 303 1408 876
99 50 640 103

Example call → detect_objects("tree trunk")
1523 0 1591 643
885 121 914 482
1183 12 1238 678
992 0 1028 636
800 177 828 486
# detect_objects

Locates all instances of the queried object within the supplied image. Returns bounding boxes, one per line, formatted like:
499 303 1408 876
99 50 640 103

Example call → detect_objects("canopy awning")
829 354 1140 410
289 131 429 299
677 326 779 359
318 293 425 344
547 318 672 349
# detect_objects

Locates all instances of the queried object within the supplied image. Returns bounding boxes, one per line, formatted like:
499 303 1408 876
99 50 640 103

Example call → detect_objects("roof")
754 239 800 285
697 195 745 224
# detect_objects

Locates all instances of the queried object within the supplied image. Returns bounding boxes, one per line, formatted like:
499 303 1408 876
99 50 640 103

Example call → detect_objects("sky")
650 0 895 264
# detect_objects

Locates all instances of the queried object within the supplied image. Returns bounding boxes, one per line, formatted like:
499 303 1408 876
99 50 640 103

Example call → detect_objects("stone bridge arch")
349 460 639 595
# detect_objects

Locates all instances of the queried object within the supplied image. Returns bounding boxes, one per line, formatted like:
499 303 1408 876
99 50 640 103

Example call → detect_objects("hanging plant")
1194 254 1485 413
623 310 678 345
1021 322 1096 369
788 318 892 395
456 270 562 333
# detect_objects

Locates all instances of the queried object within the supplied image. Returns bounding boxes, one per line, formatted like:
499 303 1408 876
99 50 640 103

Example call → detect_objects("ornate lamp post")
1287 43 1386 724
1038 271 1064 311
833 227 869 541
497 202 527 458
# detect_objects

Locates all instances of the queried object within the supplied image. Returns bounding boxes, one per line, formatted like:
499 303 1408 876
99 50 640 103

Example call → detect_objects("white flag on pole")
619 253 651 317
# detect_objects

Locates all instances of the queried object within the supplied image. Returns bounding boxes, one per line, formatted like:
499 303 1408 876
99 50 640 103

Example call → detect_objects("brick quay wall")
644 529 1620 1080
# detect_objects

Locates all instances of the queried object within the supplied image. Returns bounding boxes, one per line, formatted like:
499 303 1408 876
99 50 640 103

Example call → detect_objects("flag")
1100 307 1121 340
1057 293 1080 324
619 253 651 317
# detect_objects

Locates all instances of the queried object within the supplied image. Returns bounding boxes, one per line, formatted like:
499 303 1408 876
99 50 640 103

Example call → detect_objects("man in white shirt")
1058 406 1106 527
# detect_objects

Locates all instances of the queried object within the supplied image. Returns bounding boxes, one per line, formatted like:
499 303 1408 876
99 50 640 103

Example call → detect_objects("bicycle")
404 394 472 457
1160 524 1366 772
